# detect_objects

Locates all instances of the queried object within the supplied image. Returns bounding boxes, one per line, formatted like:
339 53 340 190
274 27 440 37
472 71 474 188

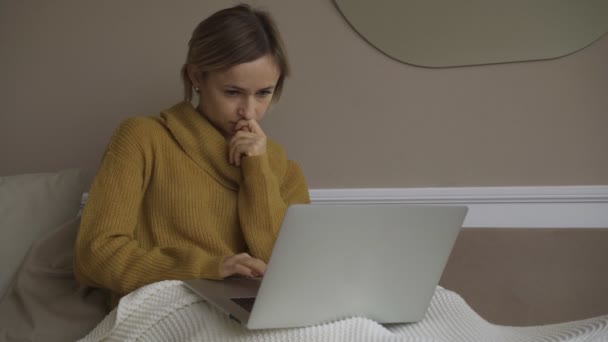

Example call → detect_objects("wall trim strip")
309 186 608 228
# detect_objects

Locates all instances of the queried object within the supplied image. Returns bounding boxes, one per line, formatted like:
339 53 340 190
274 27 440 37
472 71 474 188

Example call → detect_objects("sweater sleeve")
237 153 310 262
74 119 224 296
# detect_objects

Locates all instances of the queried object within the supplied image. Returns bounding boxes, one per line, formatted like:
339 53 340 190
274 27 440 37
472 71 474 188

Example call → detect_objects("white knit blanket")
78 281 608 342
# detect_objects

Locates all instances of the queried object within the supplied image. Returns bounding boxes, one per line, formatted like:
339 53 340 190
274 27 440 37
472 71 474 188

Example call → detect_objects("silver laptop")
184 204 467 329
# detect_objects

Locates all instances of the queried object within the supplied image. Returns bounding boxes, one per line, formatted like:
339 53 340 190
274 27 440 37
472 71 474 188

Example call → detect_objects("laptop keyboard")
231 297 256 313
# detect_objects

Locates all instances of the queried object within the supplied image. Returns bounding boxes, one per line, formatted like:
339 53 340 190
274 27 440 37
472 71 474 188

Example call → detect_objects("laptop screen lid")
245 204 467 329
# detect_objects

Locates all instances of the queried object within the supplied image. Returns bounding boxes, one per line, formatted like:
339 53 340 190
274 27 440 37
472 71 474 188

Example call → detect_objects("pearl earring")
194 86 200 92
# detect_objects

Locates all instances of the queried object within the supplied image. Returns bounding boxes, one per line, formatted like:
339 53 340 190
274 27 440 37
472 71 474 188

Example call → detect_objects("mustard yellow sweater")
74 102 310 305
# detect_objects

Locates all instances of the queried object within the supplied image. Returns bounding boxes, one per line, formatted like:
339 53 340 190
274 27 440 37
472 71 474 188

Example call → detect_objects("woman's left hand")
228 119 267 166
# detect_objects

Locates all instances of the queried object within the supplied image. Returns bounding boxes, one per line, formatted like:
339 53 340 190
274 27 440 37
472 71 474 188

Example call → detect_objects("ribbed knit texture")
78 281 608 342
74 102 310 306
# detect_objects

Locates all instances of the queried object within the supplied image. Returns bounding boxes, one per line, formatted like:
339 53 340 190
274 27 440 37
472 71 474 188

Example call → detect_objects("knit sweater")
74 101 310 305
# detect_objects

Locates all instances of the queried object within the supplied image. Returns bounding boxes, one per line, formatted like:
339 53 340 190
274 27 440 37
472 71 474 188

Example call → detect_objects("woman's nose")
238 97 256 120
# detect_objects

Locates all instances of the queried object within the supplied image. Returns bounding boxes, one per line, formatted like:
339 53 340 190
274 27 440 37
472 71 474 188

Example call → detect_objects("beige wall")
1 0 607 188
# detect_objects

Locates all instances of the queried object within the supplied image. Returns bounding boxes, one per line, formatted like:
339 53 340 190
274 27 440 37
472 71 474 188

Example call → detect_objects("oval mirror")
334 0 608 67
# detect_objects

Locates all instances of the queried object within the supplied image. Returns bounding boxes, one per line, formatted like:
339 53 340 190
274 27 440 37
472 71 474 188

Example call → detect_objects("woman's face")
195 54 280 138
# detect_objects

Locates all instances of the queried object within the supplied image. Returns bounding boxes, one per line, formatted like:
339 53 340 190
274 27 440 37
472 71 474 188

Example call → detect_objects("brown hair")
181 4 290 103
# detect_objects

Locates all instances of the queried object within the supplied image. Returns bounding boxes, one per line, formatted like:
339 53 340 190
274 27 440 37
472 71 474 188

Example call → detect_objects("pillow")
0 216 108 342
0 169 87 298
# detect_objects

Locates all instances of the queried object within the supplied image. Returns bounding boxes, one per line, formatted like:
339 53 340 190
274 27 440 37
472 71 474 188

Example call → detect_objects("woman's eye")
224 90 239 97
257 90 273 97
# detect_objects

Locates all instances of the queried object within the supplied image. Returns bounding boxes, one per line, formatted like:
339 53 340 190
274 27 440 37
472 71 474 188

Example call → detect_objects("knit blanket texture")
78 281 608 342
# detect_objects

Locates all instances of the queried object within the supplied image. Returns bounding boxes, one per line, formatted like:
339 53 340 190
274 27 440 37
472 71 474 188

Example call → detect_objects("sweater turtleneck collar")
160 101 242 190
159 101 286 191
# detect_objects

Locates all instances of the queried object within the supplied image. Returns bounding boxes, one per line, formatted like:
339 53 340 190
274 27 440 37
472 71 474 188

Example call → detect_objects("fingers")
220 253 267 279
234 119 265 135
229 133 255 166
233 120 252 133
233 264 258 278
228 130 266 166
238 256 267 277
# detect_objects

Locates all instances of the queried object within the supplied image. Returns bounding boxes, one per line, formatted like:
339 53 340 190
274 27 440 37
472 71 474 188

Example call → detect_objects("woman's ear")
187 64 200 89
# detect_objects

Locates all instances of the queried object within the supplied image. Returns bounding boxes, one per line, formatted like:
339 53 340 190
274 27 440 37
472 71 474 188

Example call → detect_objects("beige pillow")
0 169 86 298
0 216 108 342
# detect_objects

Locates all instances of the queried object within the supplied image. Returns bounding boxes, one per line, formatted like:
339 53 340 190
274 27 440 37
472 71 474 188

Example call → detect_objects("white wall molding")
309 186 608 228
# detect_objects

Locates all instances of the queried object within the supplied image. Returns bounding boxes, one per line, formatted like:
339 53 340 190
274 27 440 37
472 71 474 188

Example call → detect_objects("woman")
74 4 310 308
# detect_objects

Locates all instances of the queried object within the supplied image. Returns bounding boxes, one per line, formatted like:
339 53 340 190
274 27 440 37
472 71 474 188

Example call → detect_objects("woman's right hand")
220 253 267 278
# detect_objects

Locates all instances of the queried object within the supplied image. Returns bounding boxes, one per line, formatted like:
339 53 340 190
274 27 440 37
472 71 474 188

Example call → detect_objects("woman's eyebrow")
224 85 275 91
223 85 243 91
